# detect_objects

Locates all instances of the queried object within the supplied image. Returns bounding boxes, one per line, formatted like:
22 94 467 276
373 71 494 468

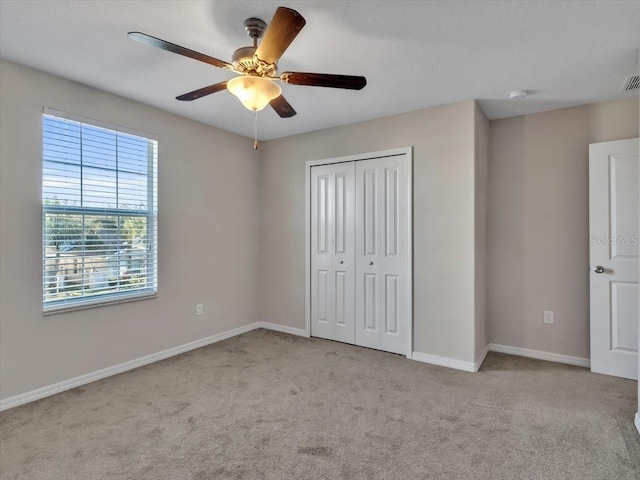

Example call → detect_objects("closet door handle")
369 261 374 266
339 260 344 264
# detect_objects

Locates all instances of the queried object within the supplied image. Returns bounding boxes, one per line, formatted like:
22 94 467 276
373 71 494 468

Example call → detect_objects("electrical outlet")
543 310 554 325
196 304 203 316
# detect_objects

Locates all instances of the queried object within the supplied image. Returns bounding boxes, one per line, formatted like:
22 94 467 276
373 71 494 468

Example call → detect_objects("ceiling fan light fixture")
129 6 366 120
227 76 281 111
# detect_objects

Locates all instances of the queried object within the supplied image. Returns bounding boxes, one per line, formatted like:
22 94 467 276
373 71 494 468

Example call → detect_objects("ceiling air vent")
622 74 640 91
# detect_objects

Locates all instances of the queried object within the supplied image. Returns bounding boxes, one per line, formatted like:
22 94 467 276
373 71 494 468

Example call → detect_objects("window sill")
43 291 157 316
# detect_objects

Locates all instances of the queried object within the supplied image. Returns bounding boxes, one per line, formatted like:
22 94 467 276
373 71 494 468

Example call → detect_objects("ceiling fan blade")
176 82 228 101
255 7 306 65
270 95 297 118
281 72 367 90
128 32 232 69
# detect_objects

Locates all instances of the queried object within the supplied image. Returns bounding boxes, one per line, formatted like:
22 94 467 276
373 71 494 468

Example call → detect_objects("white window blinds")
42 112 158 312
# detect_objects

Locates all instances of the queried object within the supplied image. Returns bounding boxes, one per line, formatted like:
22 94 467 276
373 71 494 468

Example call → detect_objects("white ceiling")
1 0 639 140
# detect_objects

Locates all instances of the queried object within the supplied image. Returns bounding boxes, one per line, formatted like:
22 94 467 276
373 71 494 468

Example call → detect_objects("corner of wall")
637 74 640 429
473 102 490 362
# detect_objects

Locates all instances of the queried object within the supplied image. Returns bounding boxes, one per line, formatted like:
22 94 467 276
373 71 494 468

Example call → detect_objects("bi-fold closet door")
310 161 356 344
311 153 410 355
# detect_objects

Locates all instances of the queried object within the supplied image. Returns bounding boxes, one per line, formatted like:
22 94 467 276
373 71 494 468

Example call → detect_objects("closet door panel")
332 164 356 344
355 155 410 354
355 162 382 349
311 162 355 343
311 166 334 340
379 156 410 355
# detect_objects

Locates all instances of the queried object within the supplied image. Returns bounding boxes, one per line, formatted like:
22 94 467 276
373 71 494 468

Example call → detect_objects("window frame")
41 108 158 314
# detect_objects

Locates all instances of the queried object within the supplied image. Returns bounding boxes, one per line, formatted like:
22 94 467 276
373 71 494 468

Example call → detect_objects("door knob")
593 266 605 274
369 261 374 266
339 260 344 264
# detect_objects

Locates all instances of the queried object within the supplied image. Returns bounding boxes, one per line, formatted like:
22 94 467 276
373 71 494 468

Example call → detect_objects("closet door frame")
305 147 413 358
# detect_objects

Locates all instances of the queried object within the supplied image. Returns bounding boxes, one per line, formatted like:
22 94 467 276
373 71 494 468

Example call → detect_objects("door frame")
304 146 413 358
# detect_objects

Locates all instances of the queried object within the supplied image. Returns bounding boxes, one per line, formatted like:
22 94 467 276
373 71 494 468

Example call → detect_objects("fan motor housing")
232 46 276 76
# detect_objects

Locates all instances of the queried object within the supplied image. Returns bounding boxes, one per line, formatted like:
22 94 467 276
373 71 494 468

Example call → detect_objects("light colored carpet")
0 329 638 479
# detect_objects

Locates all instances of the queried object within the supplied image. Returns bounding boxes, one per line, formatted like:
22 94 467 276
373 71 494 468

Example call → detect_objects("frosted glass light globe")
227 76 282 112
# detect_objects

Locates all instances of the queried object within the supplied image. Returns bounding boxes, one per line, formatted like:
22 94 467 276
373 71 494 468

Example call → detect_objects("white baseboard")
488 343 590 368
0 322 262 412
475 343 490 372
411 351 476 373
635 413 640 437
259 322 309 338
412 341 588 374
0 321 312 412
0 325 595 411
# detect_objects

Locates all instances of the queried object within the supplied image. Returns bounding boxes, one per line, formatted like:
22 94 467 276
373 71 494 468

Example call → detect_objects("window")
42 110 157 312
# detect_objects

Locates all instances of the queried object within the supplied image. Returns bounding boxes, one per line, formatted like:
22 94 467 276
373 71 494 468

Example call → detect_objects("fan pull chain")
253 110 259 149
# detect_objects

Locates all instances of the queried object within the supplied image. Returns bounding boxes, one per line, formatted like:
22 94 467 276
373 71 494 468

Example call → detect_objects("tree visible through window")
42 112 158 311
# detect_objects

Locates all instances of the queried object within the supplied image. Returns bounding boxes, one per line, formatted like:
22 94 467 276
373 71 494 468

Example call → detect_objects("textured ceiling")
1 0 639 140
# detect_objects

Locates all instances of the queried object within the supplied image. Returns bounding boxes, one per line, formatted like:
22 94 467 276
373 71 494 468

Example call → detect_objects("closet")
308 149 412 355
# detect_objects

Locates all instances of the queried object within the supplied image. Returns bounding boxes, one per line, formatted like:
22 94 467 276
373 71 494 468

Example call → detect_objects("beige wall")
258 101 482 362
0 60 260 400
474 104 490 361
487 97 639 359
2 57 636 405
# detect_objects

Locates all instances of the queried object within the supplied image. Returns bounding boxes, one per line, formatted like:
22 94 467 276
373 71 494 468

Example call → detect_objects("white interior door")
355 154 410 355
589 138 639 380
310 162 356 344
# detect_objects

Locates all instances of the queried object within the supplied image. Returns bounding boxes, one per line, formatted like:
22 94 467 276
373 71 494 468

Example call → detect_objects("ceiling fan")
128 6 367 119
